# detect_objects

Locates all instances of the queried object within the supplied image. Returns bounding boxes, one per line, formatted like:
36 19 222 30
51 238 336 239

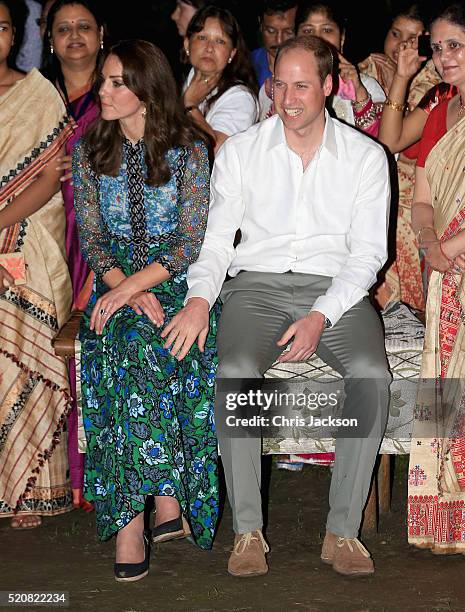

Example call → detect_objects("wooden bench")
53 302 423 534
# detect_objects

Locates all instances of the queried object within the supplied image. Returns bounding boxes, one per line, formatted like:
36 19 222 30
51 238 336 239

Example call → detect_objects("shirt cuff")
184 283 216 309
310 295 344 327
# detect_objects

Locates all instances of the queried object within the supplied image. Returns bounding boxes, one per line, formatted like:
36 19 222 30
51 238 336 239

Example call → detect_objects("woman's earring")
186 49 190 57
228 56 232 63
100 40 104 50
50 44 54 54
141 106 147 119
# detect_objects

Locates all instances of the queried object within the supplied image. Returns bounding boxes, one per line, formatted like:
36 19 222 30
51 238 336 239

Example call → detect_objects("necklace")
458 94 465 119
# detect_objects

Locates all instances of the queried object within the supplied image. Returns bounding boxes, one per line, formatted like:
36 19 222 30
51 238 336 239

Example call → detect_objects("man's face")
261 8 296 58
273 48 332 135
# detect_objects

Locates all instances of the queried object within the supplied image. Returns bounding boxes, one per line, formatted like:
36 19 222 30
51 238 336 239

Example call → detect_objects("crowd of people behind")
1 0 465 584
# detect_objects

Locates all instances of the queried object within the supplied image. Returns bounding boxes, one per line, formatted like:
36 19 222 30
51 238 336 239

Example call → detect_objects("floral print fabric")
73 140 220 547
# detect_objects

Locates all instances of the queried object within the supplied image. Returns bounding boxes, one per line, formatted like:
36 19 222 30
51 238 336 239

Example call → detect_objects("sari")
359 58 442 310
60 86 99 499
62 87 98 308
407 111 465 553
0 69 74 517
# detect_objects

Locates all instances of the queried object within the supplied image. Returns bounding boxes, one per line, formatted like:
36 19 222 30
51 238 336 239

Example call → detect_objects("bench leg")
377 454 391 515
361 474 378 535
361 454 391 536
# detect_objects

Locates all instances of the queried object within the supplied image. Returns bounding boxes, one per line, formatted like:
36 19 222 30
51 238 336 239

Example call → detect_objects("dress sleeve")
159 142 210 276
417 82 456 114
205 86 258 136
72 140 119 277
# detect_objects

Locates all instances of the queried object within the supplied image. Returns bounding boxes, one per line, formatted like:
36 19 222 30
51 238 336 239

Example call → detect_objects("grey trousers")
216 271 391 537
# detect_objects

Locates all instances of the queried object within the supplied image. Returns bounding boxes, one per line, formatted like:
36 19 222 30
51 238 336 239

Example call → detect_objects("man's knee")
217 351 263 379
346 354 391 384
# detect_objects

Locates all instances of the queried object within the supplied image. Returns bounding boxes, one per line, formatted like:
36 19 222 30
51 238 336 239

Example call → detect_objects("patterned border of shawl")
0 114 75 253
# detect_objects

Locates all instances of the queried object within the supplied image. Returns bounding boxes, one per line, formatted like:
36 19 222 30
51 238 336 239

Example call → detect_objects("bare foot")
10 515 42 529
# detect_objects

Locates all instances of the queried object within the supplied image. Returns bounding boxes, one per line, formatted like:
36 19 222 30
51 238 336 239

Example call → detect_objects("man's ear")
323 73 333 97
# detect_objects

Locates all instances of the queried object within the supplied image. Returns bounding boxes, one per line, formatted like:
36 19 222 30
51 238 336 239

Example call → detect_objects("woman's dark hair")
0 0 27 69
390 2 427 27
431 2 465 31
295 1 347 33
186 5 258 111
85 40 206 187
182 0 209 7
41 0 106 111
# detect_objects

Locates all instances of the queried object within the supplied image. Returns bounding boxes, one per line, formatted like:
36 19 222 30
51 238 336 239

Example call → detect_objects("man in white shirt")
162 35 391 578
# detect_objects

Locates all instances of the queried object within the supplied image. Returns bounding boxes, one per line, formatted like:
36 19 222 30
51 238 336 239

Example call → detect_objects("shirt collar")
268 109 338 159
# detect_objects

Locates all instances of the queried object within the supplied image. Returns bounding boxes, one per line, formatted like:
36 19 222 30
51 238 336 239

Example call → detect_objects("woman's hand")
0 265 14 294
128 291 164 327
369 52 397 91
339 53 367 100
55 155 73 185
441 238 465 274
423 240 453 273
183 70 220 108
396 40 425 81
90 282 137 335
453 254 465 274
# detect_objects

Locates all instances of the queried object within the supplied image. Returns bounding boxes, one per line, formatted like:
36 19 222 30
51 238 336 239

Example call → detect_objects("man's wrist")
308 310 332 329
186 296 210 310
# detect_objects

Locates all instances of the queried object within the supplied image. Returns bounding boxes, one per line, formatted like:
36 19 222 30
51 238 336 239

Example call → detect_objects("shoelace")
336 537 370 558
233 530 270 556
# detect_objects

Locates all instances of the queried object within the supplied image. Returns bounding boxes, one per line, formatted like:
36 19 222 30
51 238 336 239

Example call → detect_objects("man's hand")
276 311 326 363
161 297 210 361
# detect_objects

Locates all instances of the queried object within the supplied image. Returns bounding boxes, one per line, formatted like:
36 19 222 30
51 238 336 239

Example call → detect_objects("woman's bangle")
353 98 377 129
416 226 436 245
184 105 199 114
439 241 453 264
384 98 406 112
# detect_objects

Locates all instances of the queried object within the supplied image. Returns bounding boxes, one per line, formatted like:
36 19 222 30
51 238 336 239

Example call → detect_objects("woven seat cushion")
264 302 424 455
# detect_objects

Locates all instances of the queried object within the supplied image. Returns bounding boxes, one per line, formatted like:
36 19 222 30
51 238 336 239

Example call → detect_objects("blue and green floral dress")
72 139 219 547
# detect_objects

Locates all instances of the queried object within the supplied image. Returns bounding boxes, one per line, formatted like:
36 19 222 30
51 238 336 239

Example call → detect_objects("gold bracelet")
384 98 406 112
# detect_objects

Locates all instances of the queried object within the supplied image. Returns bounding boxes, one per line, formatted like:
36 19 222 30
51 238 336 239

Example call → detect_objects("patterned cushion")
263 302 424 455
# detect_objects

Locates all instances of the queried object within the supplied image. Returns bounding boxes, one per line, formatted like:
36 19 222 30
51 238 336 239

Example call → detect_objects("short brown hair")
274 34 334 84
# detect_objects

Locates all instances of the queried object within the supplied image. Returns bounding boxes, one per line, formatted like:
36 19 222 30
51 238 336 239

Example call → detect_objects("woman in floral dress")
72 39 219 581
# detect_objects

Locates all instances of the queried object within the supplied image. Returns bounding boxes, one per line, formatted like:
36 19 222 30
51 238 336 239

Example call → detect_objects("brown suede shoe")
321 530 338 565
332 537 374 576
227 529 270 577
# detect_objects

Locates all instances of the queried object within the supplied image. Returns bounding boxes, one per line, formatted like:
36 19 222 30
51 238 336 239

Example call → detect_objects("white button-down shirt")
186 111 390 325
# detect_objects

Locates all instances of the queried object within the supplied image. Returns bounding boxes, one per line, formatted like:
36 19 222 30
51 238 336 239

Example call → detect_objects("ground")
1 457 463 612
